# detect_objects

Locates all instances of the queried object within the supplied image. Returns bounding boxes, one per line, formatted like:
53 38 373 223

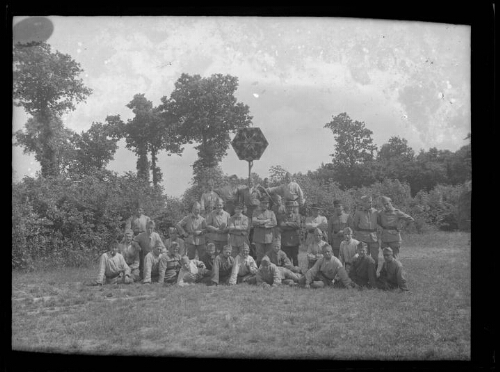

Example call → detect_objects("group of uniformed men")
92 172 412 292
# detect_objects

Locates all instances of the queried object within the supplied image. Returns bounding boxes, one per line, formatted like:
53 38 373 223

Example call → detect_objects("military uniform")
95 252 132 285
328 212 353 258
206 209 231 254
119 240 141 282
353 207 380 270
211 254 235 285
159 252 182 284
278 206 301 267
300 256 353 289
349 254 377 288
377 258 408 291
377 208 414 258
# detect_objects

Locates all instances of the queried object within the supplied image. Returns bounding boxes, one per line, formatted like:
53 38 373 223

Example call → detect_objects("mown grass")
11 232 470 360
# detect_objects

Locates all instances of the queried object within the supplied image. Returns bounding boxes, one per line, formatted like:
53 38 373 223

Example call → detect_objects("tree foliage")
67 120 120 175
13 42 92 177
163 73 253 175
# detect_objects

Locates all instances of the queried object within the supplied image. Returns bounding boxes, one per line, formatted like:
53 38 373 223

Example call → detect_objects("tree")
15 114 76 175
67 120 120 175
377 136 415 162
323 113 378 188
114 94 183 186
13 42 92 176
268 165 289 185
163 73 253 175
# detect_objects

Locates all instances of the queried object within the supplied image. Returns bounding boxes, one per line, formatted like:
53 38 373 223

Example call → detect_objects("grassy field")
11 231 470 360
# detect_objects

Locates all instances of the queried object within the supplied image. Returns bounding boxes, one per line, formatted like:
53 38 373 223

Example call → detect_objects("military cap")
310 203 321 209
286 200 298 207
382 247 393 255
381 196 392 203
360 195 372 202
234 203 244 210
333 199 343 206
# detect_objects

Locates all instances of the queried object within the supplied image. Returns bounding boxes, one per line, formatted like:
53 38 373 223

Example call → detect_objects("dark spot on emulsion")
13 17 54 45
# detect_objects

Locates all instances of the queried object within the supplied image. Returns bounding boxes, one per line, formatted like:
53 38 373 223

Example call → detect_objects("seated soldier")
300 245 358 289
199 242 217 273
266 240 301 274
93 241 132 285
159 241 182 285
228 244 258 285
349 242 377 289
177 256 210 286
306 227 329 269
210 245 235 286
376 247 409 292
119 228 141 282
255 256 282 287
339 227 360 274
142 241 163 284
255 256 302 287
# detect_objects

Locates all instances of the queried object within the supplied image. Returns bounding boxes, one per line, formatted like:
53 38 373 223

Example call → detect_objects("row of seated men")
91 225 408 292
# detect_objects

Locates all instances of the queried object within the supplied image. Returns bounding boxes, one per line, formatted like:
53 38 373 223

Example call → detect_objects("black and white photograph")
10 7 488 365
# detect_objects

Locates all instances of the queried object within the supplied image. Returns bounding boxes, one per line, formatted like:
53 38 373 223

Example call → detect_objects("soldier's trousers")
186 243 206 260
254 242 273 266
282 245 299 267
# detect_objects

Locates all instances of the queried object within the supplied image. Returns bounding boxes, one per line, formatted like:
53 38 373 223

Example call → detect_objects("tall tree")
15 114 75 175
68 120 120 175
112 94 183 186
13 42 92 176
162 73 253 175
324 112 378 188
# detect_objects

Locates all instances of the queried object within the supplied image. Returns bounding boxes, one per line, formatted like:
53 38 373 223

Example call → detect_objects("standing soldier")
328 200 353 258
125 204 150 236
252 196 277 266
377 196 414 259
134 220 166 280
278 200 301 267
213 175 239 216
237 178 262 223
227 204 250 258
206 198 231 254
305 204 329 245
200 179 219 217
266 172 305 208
353 195 380 272
176 202 207 260
270 194 286 245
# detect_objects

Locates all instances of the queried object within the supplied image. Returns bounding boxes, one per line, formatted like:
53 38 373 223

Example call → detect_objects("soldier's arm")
158 255 167 283
336 266 354 288
397 210 414 223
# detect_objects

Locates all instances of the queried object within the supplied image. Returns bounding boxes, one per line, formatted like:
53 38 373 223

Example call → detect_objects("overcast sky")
12 16 471 197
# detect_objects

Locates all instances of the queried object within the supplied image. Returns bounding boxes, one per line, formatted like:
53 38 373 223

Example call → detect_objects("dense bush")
11 169 180 269
12 165 470 270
